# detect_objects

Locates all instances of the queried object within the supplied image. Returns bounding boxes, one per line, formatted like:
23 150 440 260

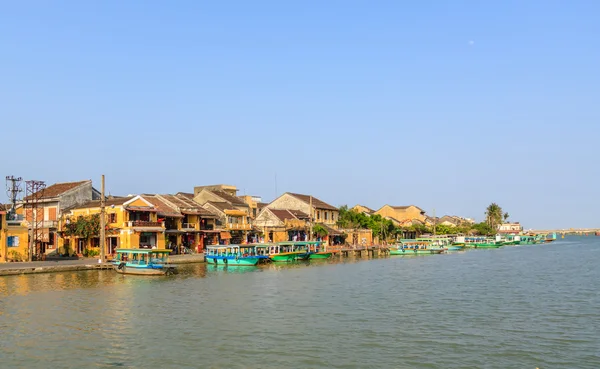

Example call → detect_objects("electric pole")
99 175 106 263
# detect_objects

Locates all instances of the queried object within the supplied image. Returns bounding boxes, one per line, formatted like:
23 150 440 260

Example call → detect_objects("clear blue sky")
1 1 598 229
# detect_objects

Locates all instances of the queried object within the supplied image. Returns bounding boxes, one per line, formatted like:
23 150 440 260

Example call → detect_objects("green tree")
485 203 503 230
472 222 495 236
312 224 329 238
503 212 509 223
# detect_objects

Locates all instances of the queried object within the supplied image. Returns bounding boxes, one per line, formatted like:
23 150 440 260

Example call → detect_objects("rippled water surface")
1 237 599 368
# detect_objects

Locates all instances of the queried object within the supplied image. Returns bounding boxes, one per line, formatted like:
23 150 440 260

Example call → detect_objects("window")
325 212 329 221
109 213 117 223
317 211 320 220
8 236 20 247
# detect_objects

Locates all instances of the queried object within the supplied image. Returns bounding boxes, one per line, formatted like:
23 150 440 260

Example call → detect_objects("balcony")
226 223 252 231
127 221 164 228
181 223 197 230
25 220 58 228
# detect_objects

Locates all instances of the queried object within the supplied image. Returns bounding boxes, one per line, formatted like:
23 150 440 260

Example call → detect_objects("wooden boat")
205 245 268 266
306 241 333 259
112 248 177 276
268 242 310 262
390 240 444 255
464 237 503 248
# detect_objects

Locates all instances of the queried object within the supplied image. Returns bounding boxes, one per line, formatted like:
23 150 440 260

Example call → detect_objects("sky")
1 1 599 229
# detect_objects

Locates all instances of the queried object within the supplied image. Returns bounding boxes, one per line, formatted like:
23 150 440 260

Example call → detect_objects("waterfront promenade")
0 254 206 276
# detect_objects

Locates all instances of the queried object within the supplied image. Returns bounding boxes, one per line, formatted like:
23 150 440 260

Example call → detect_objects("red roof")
24 180 90 201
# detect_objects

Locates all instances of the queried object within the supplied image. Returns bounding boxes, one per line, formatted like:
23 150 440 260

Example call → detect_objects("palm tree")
485 203 503 230
503 212 509 223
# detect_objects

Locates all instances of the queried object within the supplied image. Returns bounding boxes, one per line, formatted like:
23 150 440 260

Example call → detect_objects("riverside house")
253 208 310 243
192 185 253 244
147 194 219 252
266 192 344 244
18 180 100 257
374 205 427 223
0 205 29 263
62 195 166 257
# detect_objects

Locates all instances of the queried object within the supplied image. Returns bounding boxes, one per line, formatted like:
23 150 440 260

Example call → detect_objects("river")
0 237 599 368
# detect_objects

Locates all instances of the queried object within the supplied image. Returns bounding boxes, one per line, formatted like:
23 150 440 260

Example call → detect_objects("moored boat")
268 242 310 262
112 248 177 276
390 240 445 255
306 241 333 259
205 245 269 266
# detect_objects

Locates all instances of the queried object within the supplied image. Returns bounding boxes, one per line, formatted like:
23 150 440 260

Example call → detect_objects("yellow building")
374 205 426 223
350 204 375 215
62 195 166 257
0 205 29 263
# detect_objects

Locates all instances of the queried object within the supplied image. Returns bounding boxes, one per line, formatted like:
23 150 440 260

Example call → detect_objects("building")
253 208 310 243
192 185 254 244
0 205 29 262
238 195 264 219
63 195 166 256
350 204 375 215
497 222 523 234
18 180 101 258
266 192 339 227
150 194 219 252
374 205 426 223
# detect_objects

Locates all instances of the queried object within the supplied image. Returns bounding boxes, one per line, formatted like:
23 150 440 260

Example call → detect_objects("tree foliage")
63 214 101 239
485 203 503 230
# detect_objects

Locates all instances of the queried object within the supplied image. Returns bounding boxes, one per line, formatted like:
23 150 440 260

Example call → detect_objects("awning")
224 209 246 216
220 231 232 239
165 229 183 234
126 206 157 212
132 227 164 232
200 230 221 234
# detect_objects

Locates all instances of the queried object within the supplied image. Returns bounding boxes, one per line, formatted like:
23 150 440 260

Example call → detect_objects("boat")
306 241 333 259
390 240 445 255
205 245 269 266
269 242 310 262
464 237 503 248
112 248 177 276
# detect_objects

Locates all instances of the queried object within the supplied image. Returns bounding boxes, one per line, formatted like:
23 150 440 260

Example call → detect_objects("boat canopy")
115 248 172 255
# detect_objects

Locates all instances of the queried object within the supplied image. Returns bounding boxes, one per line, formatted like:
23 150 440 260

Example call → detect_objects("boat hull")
309 252 332 259
205 256 260 266
270 252 304 262
472 243 502 248
113 265 176 276
390 249 444 255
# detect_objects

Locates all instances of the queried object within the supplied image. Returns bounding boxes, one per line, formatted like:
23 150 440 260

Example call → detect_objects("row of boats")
110 233 557 275
389 234 555 255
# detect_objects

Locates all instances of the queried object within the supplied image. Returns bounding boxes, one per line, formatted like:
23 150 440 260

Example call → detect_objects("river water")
0 237 599 368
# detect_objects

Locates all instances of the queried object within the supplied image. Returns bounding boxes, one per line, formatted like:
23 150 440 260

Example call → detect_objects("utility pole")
433 208 436 236
309 196 313 241
99 175 106 263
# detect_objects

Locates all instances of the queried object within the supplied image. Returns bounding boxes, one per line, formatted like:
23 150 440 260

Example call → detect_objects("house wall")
58 182 98 214
253 210 284 228
1 213 30 263
351 205 372 214
375 205 426 222
267 194 339 226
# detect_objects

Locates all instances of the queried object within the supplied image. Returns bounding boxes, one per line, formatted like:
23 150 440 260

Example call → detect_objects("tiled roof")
205 201 237 213
146 196 182 218
0 204 5 212
24 180 90 201
160 194 216 217
257 202 268 209
286 193 338 211
210 190 248 206
71 196 135 209
353 204 375 213
391 205 425 212
176 192 194 199
269 209 308 222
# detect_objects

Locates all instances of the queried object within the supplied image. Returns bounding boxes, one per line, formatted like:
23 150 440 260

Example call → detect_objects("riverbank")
0 253 206 276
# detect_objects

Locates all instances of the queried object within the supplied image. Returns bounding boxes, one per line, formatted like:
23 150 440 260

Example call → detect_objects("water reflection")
1 238 599 369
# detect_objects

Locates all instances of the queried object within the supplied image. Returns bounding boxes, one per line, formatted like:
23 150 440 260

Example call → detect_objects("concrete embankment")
0 254 206 276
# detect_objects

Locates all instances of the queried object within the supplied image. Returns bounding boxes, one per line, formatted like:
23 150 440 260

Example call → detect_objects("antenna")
5 176 23 220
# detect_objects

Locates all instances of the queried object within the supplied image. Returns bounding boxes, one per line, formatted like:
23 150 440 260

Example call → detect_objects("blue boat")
112 248 177 276
205 245 270 266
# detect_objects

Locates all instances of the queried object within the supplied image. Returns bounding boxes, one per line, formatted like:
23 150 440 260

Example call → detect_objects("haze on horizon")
1 1 598 229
